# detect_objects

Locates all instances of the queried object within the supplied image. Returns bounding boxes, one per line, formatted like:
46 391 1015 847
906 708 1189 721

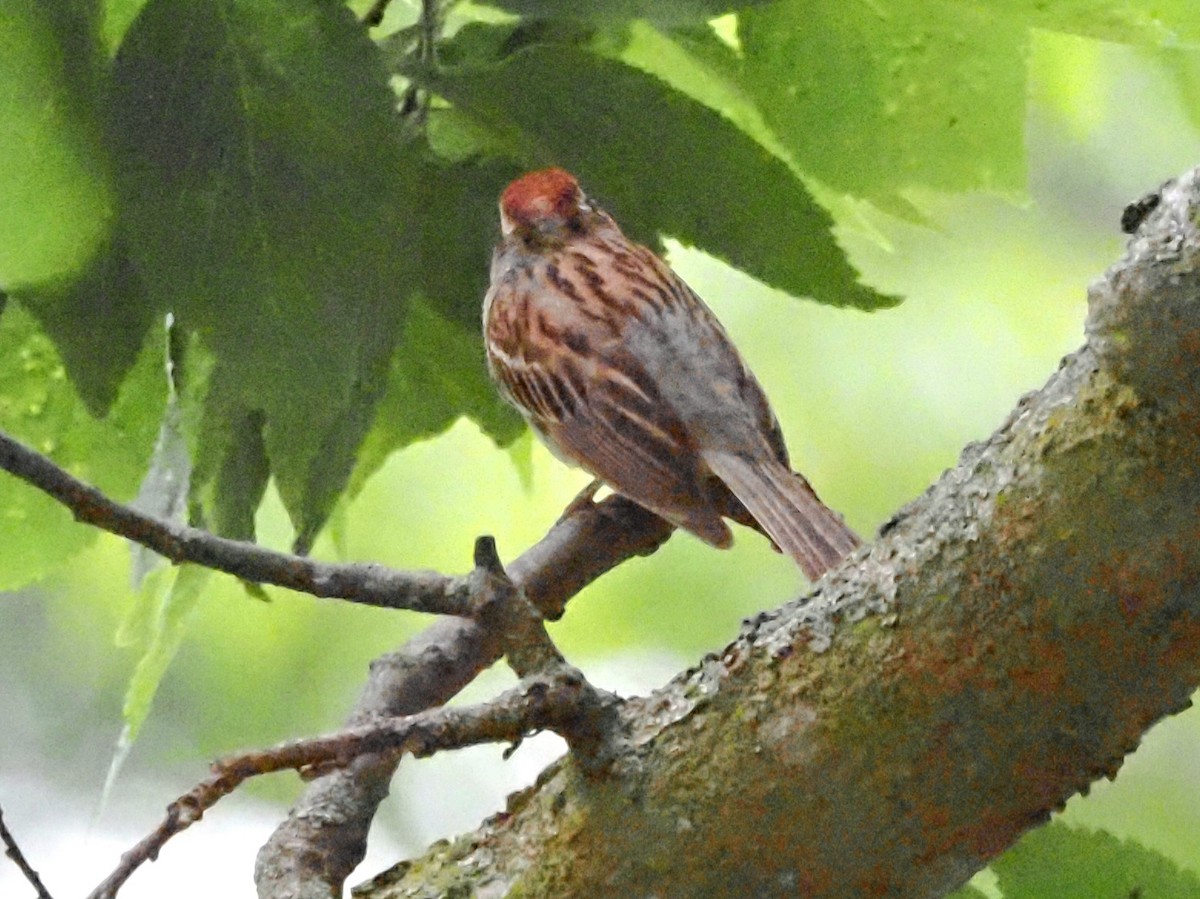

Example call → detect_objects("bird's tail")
703 449 860 580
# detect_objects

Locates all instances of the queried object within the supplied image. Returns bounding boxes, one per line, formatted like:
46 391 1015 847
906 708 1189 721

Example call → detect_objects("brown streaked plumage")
483 168 859 579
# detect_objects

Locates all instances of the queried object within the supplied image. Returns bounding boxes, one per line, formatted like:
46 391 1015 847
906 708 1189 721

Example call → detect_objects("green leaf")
412 154 522 330
0 301 164 590
422 29 891 309
127 328 188 587
631 2 1197 213
110 0 415 547
101 0 153 54
191 380 271 542
16 237 156 415
0 0 114 289
119 563 211 741
507 427 535 491
352 293 524 495
993 823 1200 898
739 0 1028 205
34 0 107 96
945 887 989 899
350 152 528 492
1018 0 1200 44
615 22 785 161
102 562 211 815
2 0 155 414
486 0 776 25
1159 49 1200 140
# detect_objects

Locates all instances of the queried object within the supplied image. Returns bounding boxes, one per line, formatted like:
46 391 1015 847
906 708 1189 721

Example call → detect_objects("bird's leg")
558 478 603 523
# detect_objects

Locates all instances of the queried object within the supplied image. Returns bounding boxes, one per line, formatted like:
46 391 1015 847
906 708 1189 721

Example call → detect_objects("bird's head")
499 168 589 240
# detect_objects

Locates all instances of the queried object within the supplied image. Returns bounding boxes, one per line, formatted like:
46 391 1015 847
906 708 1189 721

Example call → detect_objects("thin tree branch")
87 671 602 899
0 430 477 617
0 804 55 899
469 535 625 766
0 467 633 898
255 498 673 897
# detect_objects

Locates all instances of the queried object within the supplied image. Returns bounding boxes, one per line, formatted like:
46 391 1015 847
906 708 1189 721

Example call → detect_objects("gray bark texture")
354 169 1200 898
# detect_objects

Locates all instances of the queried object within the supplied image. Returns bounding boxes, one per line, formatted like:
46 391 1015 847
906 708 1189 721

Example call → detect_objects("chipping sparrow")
483 168 859 579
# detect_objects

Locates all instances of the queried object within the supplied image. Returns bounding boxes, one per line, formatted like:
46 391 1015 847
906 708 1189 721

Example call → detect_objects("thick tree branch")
351 172 1200 897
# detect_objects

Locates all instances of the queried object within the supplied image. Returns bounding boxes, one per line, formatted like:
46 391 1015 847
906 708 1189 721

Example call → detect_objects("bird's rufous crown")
499 168 582 234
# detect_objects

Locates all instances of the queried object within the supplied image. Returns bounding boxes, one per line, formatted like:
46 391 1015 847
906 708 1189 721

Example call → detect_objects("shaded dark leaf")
16 237 155 415
110 0 414 542
420 30 893 309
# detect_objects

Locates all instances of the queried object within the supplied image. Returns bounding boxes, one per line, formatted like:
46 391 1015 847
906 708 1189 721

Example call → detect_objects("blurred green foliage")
990 823 1200 898
0 0 1199 894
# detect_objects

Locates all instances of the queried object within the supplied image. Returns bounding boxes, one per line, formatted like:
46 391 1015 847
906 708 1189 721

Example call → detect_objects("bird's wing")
489 343 731 547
